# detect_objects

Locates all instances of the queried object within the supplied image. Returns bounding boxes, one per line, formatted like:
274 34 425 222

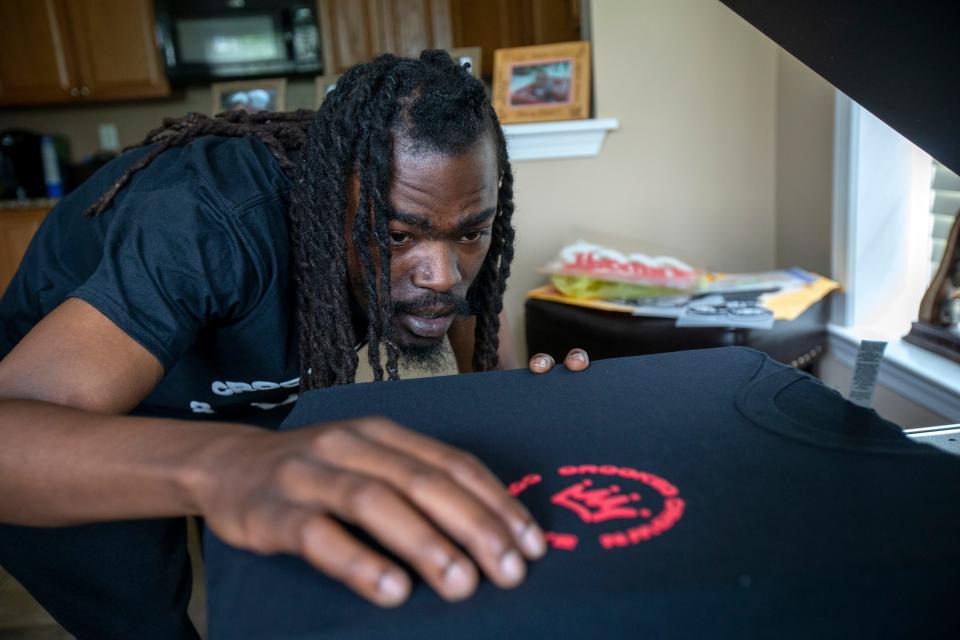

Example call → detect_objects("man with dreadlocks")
0 51 589 638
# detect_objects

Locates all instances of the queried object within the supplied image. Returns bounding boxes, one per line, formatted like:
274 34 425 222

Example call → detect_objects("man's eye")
460 230 487 243
389 232 412 246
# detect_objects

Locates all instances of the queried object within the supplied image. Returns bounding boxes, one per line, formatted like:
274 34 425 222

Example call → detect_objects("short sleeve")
69 185 265 372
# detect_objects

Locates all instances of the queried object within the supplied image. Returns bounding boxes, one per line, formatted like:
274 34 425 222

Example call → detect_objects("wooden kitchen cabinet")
63 0 169 101
451 0 582 78
0 0 168 106
373 0 453 59
0 0 78 105
319 0 454 74
318 0 579 78
0 208 49 295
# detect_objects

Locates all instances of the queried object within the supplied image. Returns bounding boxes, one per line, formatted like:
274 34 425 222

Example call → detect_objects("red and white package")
542 241 701 290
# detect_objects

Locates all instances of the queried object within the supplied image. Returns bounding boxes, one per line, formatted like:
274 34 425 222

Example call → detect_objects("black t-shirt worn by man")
1 136 302 426
0 137 302 639
206 347 960 639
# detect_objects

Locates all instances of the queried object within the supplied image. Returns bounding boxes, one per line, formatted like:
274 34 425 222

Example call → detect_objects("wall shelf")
502 118 619 161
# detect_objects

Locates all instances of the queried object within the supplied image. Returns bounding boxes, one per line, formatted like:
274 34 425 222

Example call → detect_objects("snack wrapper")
542 241 701 292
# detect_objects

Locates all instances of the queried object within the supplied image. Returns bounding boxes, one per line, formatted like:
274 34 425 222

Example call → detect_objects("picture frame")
492 41 591 124
314 74 341 106
447 46 482 79
211 78 287 115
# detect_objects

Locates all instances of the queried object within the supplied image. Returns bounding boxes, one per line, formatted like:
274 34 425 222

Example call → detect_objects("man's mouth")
396 309 456 339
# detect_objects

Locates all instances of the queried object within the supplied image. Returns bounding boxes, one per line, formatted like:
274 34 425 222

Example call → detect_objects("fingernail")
532 357 547 368
522 526 546 558
378 570 409 605
499 550 525 583
571 351 587 362
443 561 474 597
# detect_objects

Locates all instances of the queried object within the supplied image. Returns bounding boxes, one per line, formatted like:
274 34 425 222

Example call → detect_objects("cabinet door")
64 0 169 101
451 0 581 78
373 0 453 59
528 0 580 45
451 0 526 79
320 0 453 73
319 0 379 74
0 0 78 105
0 209 49 296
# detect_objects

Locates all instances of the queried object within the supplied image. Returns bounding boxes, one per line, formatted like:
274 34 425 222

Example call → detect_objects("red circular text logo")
507 464 686 552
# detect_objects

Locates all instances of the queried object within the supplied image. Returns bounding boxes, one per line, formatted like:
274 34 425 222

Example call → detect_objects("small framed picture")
447 46 482 78
211 78 287 115
492 41 591 124
314 74 341 106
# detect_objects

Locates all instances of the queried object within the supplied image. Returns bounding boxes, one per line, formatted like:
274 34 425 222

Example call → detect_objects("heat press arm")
906 424 960 456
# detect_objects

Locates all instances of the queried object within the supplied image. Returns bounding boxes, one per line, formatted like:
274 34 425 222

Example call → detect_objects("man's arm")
0 298 545 606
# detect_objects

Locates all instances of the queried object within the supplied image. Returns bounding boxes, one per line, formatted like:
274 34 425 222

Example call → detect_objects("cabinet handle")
79 86 90 97
69 87 80 97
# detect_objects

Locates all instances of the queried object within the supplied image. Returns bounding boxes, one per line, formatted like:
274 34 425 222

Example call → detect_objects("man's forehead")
388 136 498 218
393 133 497 171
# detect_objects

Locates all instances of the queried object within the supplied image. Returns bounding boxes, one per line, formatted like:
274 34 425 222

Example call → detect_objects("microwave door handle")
155 22 177 68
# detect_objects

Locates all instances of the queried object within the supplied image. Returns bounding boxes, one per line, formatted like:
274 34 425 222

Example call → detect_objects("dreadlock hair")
84 50 516 391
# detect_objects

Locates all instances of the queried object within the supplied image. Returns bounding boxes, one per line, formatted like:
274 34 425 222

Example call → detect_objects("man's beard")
390 291 472 373
395 341 454 373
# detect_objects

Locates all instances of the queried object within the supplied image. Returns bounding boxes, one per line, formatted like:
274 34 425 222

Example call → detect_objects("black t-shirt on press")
0 137 304 640
205 347 960 639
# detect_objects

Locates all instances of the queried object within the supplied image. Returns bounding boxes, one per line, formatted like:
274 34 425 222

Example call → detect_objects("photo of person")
211 78 287 115
221 88 277 113
508 60 572 106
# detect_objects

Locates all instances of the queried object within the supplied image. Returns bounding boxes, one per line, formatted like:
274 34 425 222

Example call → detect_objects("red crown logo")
550 479 652 524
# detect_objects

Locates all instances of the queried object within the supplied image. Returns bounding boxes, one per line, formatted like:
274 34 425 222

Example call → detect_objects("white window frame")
829 92 960 420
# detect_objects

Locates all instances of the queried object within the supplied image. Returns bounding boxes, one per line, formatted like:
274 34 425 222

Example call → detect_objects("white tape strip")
849 340 887 408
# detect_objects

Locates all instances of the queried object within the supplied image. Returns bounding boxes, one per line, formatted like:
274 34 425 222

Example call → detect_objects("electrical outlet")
98 123 120 152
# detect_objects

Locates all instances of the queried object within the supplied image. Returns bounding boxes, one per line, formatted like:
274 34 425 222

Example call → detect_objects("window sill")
827 323 960 420
502 118 619 161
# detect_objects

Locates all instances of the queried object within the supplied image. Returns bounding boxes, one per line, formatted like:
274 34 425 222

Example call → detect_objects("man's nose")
412 242 462 292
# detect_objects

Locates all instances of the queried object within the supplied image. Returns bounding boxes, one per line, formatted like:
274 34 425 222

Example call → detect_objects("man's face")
347 134 500 358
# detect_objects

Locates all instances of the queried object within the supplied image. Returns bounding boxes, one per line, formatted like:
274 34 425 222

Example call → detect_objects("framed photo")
447 46 482 79
493 41 591 124
211 78 287 115
314 74 341 106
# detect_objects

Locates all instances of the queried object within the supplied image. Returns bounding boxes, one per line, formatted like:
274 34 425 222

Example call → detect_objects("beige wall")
507 0 778 356
774 50 834 276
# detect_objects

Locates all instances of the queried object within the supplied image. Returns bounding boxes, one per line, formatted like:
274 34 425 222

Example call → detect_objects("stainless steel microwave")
155 0 323 83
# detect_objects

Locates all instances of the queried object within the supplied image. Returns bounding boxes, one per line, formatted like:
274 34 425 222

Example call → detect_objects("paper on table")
527 275 839 321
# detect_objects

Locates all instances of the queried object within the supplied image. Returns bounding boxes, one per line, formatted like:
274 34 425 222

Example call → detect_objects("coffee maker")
0 130 45 199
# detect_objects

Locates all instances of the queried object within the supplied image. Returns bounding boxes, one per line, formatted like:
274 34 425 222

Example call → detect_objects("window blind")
930 160 960 276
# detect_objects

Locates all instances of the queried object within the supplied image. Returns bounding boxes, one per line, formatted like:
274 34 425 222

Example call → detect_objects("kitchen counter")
0 198 59 211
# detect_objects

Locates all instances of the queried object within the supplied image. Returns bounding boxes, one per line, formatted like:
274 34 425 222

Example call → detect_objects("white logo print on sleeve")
189 376 301 414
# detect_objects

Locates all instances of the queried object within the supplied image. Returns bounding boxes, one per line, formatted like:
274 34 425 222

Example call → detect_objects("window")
930 160 960 278
828 94 960 422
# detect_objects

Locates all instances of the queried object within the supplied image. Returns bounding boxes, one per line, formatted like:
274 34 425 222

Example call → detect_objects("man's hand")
194 418 546 608
528 348 590 373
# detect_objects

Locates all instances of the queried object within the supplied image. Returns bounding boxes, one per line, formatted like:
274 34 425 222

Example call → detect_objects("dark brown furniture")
0 204 51 295
318 0 582 78
525 297 830 371
0 0 169 106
